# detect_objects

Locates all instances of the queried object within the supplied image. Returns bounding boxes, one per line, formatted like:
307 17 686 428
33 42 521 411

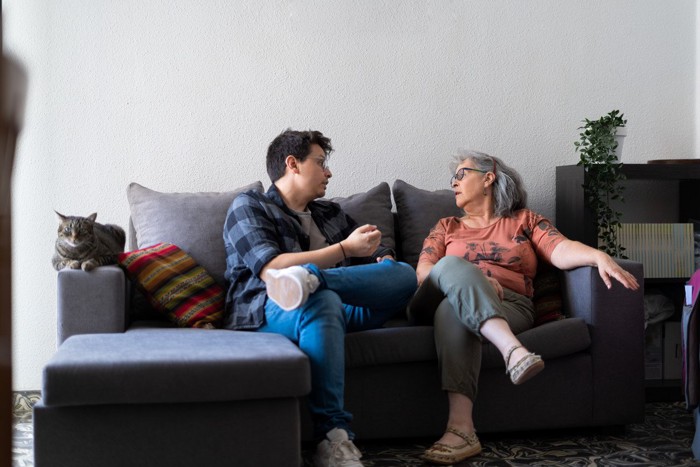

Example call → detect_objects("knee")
435 255 470 270
433 256 481 280
380 260 418 306
381 260 418 296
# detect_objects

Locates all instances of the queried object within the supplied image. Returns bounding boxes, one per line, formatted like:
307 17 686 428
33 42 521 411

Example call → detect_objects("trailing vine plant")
574 110 628 258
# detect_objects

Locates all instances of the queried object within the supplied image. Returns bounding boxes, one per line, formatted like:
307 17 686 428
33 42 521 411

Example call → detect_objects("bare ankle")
504 344 529 368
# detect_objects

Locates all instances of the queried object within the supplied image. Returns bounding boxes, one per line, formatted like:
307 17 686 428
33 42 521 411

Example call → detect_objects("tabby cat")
52 212 126 271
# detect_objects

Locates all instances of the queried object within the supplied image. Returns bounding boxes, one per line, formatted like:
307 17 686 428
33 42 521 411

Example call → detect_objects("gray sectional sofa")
34 180 646 467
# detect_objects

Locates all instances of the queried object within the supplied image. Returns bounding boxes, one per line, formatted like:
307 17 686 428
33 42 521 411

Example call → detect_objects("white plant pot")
614 126 627 160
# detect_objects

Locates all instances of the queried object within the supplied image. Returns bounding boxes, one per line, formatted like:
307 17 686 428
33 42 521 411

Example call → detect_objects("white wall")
4 0 697 390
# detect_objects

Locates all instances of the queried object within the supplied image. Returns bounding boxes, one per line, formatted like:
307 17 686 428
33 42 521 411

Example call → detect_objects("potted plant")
574 110 628 258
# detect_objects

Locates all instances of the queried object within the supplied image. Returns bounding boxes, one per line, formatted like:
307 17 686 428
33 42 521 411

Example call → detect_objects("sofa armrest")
560 259 645 424
57 265 129 345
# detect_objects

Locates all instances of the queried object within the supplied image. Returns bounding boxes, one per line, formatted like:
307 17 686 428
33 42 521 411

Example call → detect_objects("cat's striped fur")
52 212 126 271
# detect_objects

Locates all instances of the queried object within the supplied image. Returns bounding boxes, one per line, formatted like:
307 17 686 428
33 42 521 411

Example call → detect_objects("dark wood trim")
1 18 25 467
0 131 12 467
0 70 13 467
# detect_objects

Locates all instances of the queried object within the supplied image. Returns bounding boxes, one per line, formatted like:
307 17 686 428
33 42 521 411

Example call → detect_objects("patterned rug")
13 392 700 466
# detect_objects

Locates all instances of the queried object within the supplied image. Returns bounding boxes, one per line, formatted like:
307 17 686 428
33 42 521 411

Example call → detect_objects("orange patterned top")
418 209 566 297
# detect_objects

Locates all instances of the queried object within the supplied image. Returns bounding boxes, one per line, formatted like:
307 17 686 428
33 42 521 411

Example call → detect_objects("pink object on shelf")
689 270 700 306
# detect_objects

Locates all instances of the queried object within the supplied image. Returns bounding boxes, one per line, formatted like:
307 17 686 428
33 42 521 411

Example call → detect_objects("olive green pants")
407 256 534 400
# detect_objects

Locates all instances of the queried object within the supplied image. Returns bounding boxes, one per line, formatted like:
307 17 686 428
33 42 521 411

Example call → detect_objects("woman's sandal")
420 426 482 465
505 345 545 385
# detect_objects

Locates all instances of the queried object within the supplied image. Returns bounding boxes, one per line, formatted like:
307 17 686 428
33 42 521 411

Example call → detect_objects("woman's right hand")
416 263 434 286
486 276 504 301
343 224 382 257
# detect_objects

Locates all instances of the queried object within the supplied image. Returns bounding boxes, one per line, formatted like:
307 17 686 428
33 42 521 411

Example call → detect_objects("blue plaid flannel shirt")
222 184 393 330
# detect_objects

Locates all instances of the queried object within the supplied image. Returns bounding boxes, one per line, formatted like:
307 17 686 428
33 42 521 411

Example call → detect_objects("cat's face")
55 212 97 247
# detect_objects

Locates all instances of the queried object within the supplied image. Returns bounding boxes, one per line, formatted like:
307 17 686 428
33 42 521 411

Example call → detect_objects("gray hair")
450 149 528 217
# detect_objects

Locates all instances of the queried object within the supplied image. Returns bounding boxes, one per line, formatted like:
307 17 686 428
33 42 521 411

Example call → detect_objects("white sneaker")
313 428 364 467
265 266 320 311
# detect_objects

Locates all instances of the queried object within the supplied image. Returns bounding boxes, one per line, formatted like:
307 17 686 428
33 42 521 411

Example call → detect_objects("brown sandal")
421 426 482 465
505 345 545 385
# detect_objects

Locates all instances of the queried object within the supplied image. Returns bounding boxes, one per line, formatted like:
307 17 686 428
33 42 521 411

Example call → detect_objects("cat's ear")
54 211 67 222
87 213 97 222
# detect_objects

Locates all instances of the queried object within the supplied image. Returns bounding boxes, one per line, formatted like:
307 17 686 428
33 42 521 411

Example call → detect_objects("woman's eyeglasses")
450 167 487 187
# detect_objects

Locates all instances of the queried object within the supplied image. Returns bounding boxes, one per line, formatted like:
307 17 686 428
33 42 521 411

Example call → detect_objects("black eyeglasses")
450 167 487 187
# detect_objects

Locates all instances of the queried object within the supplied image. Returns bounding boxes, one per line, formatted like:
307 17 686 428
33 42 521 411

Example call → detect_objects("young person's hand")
344 224 381 257
376 255 395 262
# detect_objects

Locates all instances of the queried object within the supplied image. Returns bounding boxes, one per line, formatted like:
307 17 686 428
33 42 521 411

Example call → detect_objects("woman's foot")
421 426 481 465
505 345 544 385
431 428 469 447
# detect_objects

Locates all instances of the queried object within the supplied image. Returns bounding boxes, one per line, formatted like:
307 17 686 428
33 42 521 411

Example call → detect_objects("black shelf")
555 164 700 248
646 379 684 403
556 163 698 403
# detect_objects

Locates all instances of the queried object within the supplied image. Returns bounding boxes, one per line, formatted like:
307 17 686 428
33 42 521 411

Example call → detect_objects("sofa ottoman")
34 329 311 467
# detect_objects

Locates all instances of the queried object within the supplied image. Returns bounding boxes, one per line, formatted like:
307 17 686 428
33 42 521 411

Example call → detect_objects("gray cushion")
479 317 592 369
126 181 263 285
392 179 463 268
330 182 395 252
344 317 590 370
345 326 437 368
42 330 310 407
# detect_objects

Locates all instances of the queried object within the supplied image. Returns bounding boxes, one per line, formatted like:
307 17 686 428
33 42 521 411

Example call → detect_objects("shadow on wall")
1 32 28 467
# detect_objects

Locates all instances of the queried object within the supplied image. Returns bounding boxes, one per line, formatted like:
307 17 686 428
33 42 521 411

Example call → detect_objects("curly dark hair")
266 129 333 182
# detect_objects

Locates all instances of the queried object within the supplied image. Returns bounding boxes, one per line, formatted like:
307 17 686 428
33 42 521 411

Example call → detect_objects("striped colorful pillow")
118 243 224 328
532 264 565 326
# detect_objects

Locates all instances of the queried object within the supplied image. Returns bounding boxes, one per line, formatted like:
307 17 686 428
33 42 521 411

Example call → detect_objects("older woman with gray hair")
409 150 639 465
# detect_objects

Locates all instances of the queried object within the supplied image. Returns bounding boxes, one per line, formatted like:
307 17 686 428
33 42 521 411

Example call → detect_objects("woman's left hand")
596 253 640 290
550 240 640 291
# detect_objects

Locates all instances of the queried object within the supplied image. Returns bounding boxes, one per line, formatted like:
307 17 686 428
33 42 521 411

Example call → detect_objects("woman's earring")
483 187 487 196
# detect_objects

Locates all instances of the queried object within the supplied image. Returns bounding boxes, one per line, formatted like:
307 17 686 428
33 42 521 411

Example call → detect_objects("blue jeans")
258 259 417 440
